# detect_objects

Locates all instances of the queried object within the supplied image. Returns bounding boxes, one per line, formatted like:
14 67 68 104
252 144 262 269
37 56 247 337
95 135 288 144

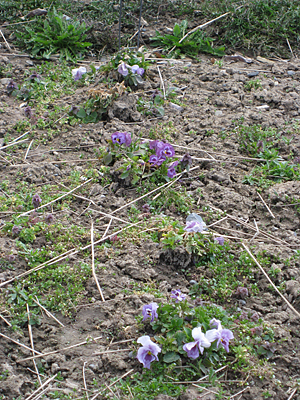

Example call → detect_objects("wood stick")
230 387 249 399
157 65 166 99
25 374 57 400
17 335 103 363
0 28 12 51
0 332 42 355
242 243 300 319
26 304 42 386
18 178 93 217
257 191 275 218
287 388 297 400
102 218 112 239
91 221 105 302
0 313 11 326
33 297 65 327
286 38 294 58
24 140 34 160
83 362 89 400
12 130 31 142
0 138 29 150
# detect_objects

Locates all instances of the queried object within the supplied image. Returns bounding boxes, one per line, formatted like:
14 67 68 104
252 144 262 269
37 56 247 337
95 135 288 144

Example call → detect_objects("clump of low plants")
151 20 225 58
100 132 192 185
16 8 92 61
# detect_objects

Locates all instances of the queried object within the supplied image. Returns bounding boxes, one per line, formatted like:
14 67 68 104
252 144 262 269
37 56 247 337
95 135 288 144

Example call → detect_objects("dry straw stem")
33 296 65 327
0 28 12 51
0 138 29 150
82 362 89 400
0 313 11 326
257 191 275 218
24 139 34 160
0 332 42 355
287 388 297 400
242 243 300 319
91 220 105 301
90 369 134 400
25 374 57 400
230 387 249 399
208 204 292 247
17 335 103 363
26 304 42 386
157 65 166 99
18 178 93 218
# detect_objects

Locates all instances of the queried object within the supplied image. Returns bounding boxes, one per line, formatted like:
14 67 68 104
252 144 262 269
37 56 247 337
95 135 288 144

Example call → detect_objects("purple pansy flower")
167 167 176 178
142 303 159 323
72 67 87 81
111 131 132 147
137 336 161 369
167 161 178 178
210 318 222 329
215 327 234 353
118 62 129 77
32 194 42 209
157 143 175 158
29 72 42 82
131 65 144 76
149 154 166 166
183 327 217 359
149 140 159 150
215 237 224 245
171 289 186 303
184 220 204 233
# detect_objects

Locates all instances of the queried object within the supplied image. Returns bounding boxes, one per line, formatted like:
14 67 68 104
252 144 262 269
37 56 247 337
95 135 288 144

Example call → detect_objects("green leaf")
163 351 181 363
103 152 112 165
76 108 87 119
173 24 181 38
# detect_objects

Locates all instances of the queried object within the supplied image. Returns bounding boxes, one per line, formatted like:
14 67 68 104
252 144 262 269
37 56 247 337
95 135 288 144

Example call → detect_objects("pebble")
287 70 295 76
239 300 246 306
0 77 10 85
215 110 223 116
189 280 197 285
25 60 34 66
247 71 259 77
256 104 270 110
169 102 184 112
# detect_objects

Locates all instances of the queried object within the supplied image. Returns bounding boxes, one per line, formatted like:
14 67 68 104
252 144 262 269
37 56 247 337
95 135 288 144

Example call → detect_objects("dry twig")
257 191 275 218
91 221 105 301
242 243 300 319
26 304 42 386
33 297 65 327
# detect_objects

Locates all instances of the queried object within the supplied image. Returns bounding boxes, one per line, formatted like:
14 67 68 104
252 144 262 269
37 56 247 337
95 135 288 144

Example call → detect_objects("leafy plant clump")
16 8 92 61
151 20 225 58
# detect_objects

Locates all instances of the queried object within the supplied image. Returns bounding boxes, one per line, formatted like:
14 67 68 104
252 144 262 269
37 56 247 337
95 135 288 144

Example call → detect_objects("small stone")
247 71 259 77
25 60 34 66
0 77 11 85
189 280 197 285
239 300 246 306
287 70 295 76
169 102 184 112
215 110 223 116
256 104 270 110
